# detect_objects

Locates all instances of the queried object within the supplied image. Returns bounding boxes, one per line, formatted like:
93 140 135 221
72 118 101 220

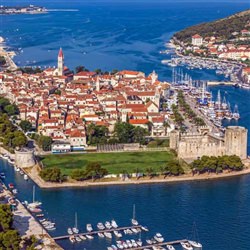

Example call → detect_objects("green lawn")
41 151 177 175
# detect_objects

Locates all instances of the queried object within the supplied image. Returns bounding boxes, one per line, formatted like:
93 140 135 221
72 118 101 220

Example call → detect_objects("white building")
192 34 203 46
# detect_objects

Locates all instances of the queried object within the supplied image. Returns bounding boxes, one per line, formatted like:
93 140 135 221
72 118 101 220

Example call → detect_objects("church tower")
57 48 64 76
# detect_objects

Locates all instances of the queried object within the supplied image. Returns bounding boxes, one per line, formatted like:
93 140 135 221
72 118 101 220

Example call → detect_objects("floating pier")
53 225 144 241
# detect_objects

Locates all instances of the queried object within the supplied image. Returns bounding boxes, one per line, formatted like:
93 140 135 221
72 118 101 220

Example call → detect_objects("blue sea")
1 1 250 249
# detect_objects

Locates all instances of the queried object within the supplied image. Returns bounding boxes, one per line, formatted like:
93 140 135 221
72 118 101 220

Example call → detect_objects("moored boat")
188 240 202 249
181 242 193 250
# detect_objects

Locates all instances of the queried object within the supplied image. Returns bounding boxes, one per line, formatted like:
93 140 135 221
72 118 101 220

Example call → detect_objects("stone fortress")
170 126 248 160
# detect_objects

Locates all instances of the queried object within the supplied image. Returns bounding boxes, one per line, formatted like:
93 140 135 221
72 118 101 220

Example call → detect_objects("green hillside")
174 9 250 43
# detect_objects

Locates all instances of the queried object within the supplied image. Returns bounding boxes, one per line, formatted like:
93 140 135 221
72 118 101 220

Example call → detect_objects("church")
44 48 73 80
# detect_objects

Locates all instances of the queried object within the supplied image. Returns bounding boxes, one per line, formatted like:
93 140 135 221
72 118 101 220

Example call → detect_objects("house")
51 141 71 153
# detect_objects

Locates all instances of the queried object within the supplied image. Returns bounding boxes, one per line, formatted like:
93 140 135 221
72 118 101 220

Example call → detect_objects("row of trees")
191 155 244 174
178 91 206 126
171 104 185 130
86 122 149 146
39 167 64 182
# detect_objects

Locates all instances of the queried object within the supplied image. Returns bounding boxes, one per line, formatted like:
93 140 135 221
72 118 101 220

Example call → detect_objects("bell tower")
57 47 64 76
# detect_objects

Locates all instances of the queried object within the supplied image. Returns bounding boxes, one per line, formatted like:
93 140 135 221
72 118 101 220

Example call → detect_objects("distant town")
0 5 47 15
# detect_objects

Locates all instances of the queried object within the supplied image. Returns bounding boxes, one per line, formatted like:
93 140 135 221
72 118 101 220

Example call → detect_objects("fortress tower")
224 126 248 159
57 47 64 76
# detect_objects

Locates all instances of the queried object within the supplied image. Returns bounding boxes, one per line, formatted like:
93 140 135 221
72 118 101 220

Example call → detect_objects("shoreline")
25 164 250 189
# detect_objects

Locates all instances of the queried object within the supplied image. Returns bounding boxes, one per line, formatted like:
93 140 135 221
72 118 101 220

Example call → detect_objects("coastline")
25 164 250 189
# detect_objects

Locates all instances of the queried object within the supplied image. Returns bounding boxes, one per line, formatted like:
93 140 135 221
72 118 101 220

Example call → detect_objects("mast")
75 212 78 229
133 204 136 220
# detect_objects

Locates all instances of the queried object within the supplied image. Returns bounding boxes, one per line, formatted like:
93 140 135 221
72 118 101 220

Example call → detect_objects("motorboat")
154 233 164 242
86 223 93 232
141 226 149 231
24 174 28 181
12 189 18 194
86 234 94 240
69 236 75 243
131 239 137 247
167 245 175 250
79 235 86 240
105 221 112 229
146 239 153 244
8 183 14 189
136 239 143 247
114 230 122 238
75 236 81 242
111 245 118 250
29 207 42 213
0 172 5 179
98 232 105 238
188 240 202 249
131 227 138 233
97 222 105 230
104 232 112 239
181 242 193 250
126 240 132 248
67 228 73 235
111 219 118 228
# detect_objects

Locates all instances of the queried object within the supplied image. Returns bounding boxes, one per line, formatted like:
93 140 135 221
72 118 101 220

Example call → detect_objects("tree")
39 167 63 182
75 65 89 73
12 131 27 148
19 120 32 132
38 136 53 151
4 104 19 116
70 169 86 181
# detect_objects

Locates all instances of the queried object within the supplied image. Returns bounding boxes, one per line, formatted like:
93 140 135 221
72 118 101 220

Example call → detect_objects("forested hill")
173 9 250 43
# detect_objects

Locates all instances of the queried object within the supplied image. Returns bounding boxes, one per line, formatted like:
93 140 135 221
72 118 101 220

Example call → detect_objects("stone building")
15 148 36 168
170 126 248 160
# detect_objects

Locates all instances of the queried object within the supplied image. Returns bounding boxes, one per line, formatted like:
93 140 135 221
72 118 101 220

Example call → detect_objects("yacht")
188 240 202 249
86 223 93 232
72 213 79 234
181 242 193 250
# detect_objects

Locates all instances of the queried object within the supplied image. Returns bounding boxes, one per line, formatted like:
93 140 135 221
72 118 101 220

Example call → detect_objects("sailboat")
232 104 240 120
72 212 79 234
28 186 42 208
131 204 139 226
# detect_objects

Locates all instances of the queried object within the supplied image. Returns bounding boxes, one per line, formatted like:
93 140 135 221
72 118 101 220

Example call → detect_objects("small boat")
8 183 14 189
86 223 93 232
131 239 138 247
111 245 118 250
20 170 24 175
131 227 138 233
79 235 86 240
104 232 112 239
86 234 94 240
14 166 20 172
69 236 75 243
36 214 44 217
181 242 193 250
29 207 42 213
24 174 28 181
136 239 143 247
28 186 42 208
167 245 175 250
188 240 202 249
146 239 153 244
98 232 105 238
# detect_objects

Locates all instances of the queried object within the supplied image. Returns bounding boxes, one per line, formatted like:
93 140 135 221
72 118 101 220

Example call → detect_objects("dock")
53 225 144 241
124 239 188 250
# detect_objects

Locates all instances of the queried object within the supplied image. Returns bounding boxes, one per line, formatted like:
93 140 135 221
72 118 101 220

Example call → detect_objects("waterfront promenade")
25 162 250 189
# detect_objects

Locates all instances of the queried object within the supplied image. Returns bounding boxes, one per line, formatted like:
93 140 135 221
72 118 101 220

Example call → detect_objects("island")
0 5 47 15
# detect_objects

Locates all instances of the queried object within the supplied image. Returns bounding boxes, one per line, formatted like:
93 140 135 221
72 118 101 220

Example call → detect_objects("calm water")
1 1 250 249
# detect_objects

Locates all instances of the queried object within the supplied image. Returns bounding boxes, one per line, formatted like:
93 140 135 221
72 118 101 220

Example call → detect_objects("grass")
41 151 177 175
